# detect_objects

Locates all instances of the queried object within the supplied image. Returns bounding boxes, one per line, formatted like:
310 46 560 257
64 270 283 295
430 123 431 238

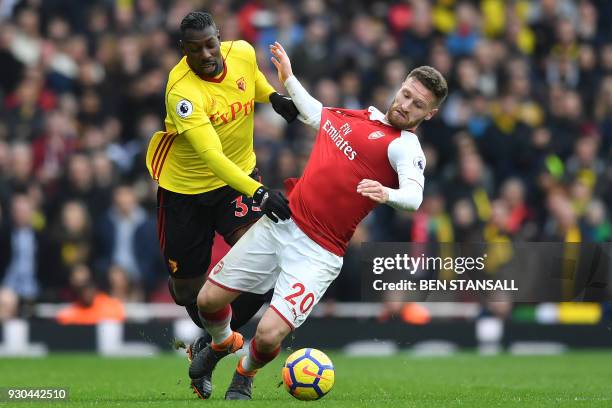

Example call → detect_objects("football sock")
240 337 281 372
199 305 233 345
211 331 243 353
237 356 257 377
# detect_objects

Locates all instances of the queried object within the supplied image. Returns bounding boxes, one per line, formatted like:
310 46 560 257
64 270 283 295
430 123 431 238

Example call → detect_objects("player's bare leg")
225 307 292 400
252 307 293 354
189 280 242 399
168 275 205 328
168 276 209 363
224 223 253 246
185 223 262 362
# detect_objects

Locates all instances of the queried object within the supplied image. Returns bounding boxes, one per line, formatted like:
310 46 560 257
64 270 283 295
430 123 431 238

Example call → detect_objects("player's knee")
196 285 224 313
196 289 212 313
169 278 200 306
254 322 286 352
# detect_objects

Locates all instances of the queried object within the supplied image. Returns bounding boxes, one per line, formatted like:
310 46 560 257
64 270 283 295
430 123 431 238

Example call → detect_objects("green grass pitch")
2 351 612 407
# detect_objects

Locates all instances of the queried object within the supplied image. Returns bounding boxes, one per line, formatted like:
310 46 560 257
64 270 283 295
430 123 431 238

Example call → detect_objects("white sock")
198 310 232 345
241 338 280 371
208 324 233 346
241 351 264 372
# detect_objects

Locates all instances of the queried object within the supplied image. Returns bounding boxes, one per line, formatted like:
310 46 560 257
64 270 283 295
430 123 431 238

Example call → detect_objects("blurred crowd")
0 0 611 319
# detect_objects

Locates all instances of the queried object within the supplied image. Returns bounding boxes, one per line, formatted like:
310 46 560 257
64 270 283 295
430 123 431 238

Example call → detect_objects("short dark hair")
407 66 448 106
180 11 216 37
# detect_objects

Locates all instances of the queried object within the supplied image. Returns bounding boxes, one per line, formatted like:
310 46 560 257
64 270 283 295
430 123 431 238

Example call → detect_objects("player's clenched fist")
356 179 389 204
253 187 292 222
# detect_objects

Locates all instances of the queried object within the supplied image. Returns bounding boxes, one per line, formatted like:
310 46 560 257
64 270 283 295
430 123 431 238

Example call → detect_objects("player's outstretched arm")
184 125 291 222
270 41 322 130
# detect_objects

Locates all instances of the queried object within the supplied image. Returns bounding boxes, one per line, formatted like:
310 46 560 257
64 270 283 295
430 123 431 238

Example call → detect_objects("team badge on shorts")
176 99 193 118
211 260 224 275
168 259 179 274
236 77 246 92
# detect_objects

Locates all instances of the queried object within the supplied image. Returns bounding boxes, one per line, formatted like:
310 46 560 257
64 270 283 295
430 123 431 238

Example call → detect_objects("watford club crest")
236 77 246 92
168 259 178 274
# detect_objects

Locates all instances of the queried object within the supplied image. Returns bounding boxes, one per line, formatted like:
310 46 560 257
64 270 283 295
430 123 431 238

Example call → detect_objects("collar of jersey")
197 59 228 83
367 106 392 126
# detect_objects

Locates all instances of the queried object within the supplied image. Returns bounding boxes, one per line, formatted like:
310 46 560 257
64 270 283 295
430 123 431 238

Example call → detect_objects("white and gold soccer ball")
282 348 335 400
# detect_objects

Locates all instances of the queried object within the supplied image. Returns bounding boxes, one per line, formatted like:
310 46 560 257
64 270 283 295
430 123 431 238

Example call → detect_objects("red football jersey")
288 107 401 256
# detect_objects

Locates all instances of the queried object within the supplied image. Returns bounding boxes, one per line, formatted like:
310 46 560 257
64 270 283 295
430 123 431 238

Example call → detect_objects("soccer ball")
282 348 335 400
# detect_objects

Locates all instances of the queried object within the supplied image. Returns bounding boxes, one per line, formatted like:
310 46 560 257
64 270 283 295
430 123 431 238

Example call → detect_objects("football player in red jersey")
188 42 448 400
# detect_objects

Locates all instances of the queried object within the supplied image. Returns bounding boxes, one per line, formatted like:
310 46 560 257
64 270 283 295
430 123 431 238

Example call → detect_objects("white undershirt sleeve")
384 135 426 211
284 75 323 130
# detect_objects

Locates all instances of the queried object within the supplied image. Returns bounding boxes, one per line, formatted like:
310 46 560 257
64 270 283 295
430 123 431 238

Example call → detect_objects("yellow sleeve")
255 68 276 103
249 44 275 103
167 90 209 135
183 124 262 196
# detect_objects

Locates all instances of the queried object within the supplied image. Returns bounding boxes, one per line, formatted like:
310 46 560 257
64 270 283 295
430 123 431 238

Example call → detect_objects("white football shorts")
207 216 343 328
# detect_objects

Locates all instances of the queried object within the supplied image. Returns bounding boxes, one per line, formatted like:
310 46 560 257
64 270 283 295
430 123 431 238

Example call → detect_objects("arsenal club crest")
368 130 385 140
212 260 224 275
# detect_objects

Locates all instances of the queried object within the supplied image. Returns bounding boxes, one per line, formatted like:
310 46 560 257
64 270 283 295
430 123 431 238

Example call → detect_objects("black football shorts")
156 169 263 279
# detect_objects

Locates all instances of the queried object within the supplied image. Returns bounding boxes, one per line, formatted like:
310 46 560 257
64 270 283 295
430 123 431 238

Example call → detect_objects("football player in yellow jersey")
145 11 296 382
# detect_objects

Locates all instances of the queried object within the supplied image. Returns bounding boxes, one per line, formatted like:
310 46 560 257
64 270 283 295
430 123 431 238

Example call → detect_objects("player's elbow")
410 194 423 211
296 112 321 129
397 194 422 211
387 186 423 211
305 117 320 129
